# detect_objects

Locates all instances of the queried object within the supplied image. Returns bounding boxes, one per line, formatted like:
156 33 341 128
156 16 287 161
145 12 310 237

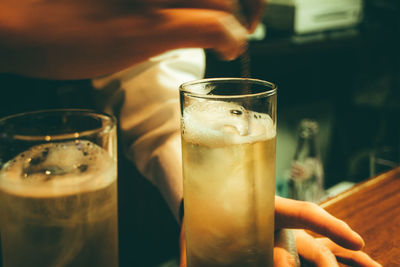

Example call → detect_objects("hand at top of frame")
179 196 382 267
121 0 263 32
0 0 263 80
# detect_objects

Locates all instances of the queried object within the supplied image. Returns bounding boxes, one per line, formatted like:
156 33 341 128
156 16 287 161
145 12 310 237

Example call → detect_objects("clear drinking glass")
180 78 277 267
0 109 118 267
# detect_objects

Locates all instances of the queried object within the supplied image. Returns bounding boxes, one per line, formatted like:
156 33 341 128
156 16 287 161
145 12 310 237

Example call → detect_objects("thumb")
211 13 249 60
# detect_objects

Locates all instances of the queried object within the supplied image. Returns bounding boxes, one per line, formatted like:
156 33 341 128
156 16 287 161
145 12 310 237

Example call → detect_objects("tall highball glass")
180 78 277 267
0 109 118 267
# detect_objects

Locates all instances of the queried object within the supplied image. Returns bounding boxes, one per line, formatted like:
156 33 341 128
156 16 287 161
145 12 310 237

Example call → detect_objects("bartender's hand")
0 0 263 79
179 196 381 267
126 0 263 32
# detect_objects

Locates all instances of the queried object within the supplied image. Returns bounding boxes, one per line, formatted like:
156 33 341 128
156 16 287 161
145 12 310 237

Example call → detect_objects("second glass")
180 78 277 267
0 109 118 267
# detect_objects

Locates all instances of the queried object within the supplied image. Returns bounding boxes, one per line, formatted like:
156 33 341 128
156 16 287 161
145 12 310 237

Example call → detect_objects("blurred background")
0 0 399 266
206 0 400 198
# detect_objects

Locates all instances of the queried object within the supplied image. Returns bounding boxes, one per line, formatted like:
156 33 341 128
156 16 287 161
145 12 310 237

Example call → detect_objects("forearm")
93 48 205 220
0 6 166 79
0 1 248 79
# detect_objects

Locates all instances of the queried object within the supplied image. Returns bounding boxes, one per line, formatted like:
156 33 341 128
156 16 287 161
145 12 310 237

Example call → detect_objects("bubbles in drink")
0 140 118 267
182 100 275 147
182 100 275 267
0 140 115 197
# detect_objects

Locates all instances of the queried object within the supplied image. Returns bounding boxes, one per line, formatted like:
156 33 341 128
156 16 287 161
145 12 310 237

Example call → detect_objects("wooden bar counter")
319 167 400 266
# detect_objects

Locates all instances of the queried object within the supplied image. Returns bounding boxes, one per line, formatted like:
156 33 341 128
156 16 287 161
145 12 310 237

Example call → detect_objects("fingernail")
354 231 365 249
345 221 365 249
370 261 382 267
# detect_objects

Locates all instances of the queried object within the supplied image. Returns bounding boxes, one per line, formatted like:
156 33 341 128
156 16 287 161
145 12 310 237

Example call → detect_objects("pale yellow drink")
182 100 276 267
0 140 118 267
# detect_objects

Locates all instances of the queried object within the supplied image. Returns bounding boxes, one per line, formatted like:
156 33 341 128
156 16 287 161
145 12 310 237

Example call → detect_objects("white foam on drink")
0 140 116 198
182 100 275 147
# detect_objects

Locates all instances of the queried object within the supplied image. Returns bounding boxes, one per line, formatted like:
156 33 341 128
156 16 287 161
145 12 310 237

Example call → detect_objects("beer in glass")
0 110 118 267
180 78 277 267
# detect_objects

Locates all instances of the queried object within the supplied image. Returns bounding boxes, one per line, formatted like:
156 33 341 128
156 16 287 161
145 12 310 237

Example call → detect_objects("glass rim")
179 78 277 99
0 109 116 141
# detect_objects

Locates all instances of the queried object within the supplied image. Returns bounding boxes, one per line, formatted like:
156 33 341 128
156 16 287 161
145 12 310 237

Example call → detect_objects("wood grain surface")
320 167 400 266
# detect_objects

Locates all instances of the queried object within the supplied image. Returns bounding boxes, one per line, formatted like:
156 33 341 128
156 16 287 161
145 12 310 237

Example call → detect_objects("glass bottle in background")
288 119 325 203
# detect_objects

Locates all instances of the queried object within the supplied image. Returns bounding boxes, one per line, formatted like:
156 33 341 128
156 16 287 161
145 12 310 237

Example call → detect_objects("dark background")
206 0 400 189
1 0 399 266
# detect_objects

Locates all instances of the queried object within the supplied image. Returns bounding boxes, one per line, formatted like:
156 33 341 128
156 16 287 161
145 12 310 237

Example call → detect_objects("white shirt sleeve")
92 49 205 222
